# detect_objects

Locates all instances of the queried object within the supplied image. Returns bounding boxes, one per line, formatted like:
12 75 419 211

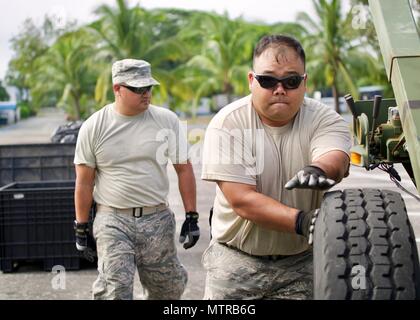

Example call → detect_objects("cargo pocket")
92 260 108 300
201 241 216 270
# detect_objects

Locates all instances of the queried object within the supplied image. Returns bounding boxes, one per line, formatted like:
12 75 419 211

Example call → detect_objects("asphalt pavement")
0 108 419 300
0 108 214 299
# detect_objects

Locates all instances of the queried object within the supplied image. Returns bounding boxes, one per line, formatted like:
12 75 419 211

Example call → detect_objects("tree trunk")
72 92 82 120
332 82 340 114
192 102 197 120
224 81 234 104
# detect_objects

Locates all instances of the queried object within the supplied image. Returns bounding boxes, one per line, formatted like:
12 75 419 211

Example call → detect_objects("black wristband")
186 212 199 219
295 210 305 235
74 220 89 232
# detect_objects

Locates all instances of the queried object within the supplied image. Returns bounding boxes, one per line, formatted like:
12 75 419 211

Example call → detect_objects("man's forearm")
177 167 197 213
312 150 350 183
75 183 94 223
230 190 298 233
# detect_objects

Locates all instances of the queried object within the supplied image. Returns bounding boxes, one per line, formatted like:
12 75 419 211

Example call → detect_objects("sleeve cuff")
201 173 256 186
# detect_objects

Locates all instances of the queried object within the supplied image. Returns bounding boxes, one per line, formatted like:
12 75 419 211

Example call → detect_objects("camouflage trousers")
202 241 313 300
92 207 188 300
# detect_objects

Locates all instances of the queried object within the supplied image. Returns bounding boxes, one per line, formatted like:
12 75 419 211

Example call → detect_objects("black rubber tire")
313 188 420 300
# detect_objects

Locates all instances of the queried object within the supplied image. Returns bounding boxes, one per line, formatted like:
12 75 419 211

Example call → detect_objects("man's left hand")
179 212 200 249
285 165 335 190
295 209 320 245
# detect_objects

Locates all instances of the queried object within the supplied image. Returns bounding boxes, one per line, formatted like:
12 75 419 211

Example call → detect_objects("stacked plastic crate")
0 144 86 272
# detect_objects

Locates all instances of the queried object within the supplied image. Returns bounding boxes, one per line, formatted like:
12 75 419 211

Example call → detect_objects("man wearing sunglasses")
74 59 200 300
201 35 351 299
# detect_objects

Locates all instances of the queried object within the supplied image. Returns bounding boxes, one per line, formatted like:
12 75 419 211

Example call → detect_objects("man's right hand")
74 220 89 251
74 221 96 262
179 212 200 250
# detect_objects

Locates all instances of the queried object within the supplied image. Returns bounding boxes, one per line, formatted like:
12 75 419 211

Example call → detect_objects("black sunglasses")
253 73 306 90
121 85 153 95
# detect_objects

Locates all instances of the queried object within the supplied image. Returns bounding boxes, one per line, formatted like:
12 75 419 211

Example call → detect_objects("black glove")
295 209 319 245
179 212 200 250
285 165 335 190
74 220 96 262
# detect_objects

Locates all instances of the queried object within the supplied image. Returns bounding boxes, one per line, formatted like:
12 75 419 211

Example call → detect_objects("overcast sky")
0 0 316 81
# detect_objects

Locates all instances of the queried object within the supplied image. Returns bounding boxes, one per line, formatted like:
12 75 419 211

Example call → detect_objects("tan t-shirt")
201 95 351 255
74 103 188 208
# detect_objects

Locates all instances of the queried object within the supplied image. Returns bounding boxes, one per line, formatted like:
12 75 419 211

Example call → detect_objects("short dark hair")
253 35 306 70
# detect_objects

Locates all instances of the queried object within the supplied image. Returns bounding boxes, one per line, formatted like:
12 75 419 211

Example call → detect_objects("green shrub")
18 101 35 119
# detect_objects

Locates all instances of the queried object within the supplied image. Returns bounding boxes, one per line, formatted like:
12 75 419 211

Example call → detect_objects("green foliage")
0 81 10 101
298 0 379 113
17 101 34 119
5 16 76 115
29 28 98 120
88 1 189 108
5 0 394 118
173 13 260 116
5 18 49 111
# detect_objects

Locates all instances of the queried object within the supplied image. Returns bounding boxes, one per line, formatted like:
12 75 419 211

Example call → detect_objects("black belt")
220 243 289 261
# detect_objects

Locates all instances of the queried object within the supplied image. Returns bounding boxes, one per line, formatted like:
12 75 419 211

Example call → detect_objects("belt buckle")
133 208 143 218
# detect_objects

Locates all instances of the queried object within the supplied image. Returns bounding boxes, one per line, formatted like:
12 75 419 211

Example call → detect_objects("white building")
0 101 19 125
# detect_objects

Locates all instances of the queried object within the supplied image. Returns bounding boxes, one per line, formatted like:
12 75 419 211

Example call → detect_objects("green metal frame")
369 0 420 193
350 99 408 167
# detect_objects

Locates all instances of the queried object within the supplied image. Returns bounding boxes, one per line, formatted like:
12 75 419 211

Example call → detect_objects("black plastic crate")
0 144 76 187
0 181 84 272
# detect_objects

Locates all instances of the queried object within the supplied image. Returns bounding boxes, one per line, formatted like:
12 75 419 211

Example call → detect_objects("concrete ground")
0 108 214 300
0 108 419 300
0 162 214 300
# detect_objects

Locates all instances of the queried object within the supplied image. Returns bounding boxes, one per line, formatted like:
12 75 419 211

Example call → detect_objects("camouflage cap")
112 59 160 88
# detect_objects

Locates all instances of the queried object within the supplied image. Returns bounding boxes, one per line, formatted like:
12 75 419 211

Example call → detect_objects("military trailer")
313 0 420 299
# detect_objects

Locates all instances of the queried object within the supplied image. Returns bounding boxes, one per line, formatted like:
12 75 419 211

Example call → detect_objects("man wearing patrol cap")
112 59 160 88
74 59 200 300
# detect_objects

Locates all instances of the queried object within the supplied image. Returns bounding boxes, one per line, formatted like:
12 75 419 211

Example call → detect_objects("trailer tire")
313 189 420 300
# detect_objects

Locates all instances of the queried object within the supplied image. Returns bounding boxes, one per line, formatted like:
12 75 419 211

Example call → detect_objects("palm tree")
174 12 311 117
89 0 186 107
6 18 51 109
270 22 308 41
0 81 10 101
176 13 263 117
30 29 97 119
298 0 362 113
